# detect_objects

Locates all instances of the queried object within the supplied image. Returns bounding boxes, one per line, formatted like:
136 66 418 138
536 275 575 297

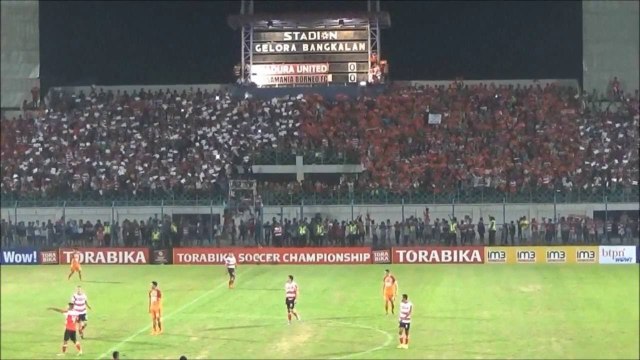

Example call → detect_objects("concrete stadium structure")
0 0 40 115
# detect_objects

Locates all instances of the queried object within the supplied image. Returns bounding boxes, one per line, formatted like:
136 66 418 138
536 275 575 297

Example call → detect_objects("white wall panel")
583 1 640 93
1 0 40 109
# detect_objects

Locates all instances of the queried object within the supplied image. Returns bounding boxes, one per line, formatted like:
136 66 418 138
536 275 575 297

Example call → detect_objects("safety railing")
2 185 637 208
252 149 361 165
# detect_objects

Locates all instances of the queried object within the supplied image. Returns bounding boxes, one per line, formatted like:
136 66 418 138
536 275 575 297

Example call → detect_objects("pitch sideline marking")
329 320 394 359
97 268 255 359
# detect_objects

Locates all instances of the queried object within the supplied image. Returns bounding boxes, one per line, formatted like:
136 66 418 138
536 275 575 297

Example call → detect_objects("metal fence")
1 218 637 250
1 194 638 249
253 149 360 165
1 185 637 208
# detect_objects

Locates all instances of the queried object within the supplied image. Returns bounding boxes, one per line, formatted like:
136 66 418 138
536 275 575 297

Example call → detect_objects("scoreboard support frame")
241 24 253 83
229 0 390 86
370 18 381 70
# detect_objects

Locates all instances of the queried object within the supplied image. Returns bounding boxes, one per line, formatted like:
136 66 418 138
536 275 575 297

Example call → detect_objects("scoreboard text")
251 29 370 86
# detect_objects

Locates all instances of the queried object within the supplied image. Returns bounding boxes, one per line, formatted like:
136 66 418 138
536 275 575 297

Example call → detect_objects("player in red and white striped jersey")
285 275 300 324
397 294 413 349
48 302 83 356
71 286 91 339
224 253 237 289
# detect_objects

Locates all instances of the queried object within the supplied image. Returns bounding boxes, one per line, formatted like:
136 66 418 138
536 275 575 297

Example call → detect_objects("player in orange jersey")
149 281 163 335
382 269 398 315
67 249 82 281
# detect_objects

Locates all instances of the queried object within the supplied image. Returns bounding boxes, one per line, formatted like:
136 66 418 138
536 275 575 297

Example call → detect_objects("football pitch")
1 264 638 359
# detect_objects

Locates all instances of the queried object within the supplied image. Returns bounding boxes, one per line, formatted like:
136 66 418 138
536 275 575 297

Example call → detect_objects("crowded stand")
1 82 639 203
300 82 639 194
1 87 305 200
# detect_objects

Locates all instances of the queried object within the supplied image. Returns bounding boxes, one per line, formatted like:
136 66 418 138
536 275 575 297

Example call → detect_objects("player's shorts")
398 321 411 332
384 292 395 300
76 313 87 322
227 268 236 277
70 263 81 272
63 329 77 343
150 308 161 318
285 297 296 311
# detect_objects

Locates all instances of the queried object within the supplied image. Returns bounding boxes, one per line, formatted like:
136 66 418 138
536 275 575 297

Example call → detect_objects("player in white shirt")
397 294 413 349
71 286 91 339
285 275 300 324
224 253 237 289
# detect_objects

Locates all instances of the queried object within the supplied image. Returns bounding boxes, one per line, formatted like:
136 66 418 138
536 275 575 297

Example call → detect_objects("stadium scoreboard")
250 29 370 86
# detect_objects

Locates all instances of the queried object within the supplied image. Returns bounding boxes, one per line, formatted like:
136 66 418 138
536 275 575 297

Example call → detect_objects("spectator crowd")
2 210 637 249
2 87 302 199
1 81 638 201
299 82 638 194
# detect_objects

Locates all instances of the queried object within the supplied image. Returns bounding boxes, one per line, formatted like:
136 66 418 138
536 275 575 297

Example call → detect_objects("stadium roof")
227 11 391 30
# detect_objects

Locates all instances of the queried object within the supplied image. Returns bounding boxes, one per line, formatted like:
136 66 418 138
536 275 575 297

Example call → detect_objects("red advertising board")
392 246 485 264
40 250 59 265
173 247 372 265
59 248 149 265
372 250 391 264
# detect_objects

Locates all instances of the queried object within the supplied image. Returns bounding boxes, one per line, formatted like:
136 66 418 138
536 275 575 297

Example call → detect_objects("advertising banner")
571 246 599 264
391 247 484 264
59 248 149 265
40 250 59 265
513 247 544 264
485 247 513 264
637 246 639 264
599 246 637 264
152 249 170 265
173 247 372 265
0 248 39 265
544 248 569 264
485 246 599 264
372 250 391 264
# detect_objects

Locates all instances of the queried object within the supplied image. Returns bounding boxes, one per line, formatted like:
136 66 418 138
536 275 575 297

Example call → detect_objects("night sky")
39 0 582 89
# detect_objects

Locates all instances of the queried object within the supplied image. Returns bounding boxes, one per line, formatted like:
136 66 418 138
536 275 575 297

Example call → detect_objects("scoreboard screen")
250 29 370 86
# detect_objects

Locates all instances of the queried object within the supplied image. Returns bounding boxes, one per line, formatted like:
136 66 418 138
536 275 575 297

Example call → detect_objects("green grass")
1 264 638 359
